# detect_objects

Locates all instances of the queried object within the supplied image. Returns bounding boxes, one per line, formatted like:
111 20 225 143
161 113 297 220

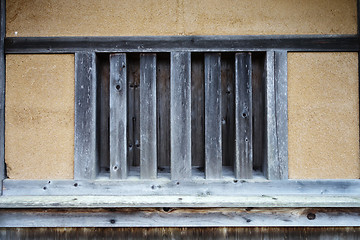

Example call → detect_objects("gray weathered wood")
235 53 253 179
4 178 360 197
140 54 157 179
205 53 222 179
170 52 192 179
5 35 359 54
274 51 288 179
74 52 98 179
0 194 359 208
109 54 128 179
264 51 288 180
0 0 6 194
1 208 360 227
263 51 278 180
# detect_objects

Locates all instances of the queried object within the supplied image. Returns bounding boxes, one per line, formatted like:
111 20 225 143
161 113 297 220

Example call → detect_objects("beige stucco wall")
5 55 74 179
6 0 357 37
4 0 359 179
288 53 359 179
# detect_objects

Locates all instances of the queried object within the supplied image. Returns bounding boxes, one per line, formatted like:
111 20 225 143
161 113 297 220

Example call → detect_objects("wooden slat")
4 179 360 197
5 35 360 54
170 52 192 179
274 51 288 179
234 53 253 179
109 54 128 179
1 208 360 227
0 0 6 194
264 51 288 180
204 53 222 179
140 54 157 179
0 194 359 208
74 52 98 180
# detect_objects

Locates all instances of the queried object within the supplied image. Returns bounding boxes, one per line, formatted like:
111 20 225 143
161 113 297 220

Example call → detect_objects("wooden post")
140 54 157 179
204 53 222 179
234 53 253 179
74 52 98 179
170 52 192 180
109 54 128 179
264 51 288 180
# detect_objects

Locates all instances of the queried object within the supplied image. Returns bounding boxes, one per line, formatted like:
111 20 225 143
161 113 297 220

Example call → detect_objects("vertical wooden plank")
170 52 192 180
264 51 277 180
234 53 253 179
204 53 222 179
264 51 288 180
0 0 6 193
109 54 127 179
140 54 157 179
74 52 98 179
274 51 288 179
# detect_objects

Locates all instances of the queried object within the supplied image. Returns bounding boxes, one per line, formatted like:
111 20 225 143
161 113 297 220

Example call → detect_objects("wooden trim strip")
5 35 359 53
204 53 222 179
3 179 360 197
0 195 359 208
170 52 192 180
234 53 253 179
0 208 359 227
109 54 128 179
74 52 99 179
140 54 157 179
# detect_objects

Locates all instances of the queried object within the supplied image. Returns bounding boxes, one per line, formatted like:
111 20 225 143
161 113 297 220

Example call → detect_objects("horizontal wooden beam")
4 35 359 53
0 208 359 227
3 179 360 198
0 195 359 208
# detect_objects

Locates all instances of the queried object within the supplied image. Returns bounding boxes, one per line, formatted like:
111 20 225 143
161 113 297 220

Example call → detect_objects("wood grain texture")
0 208 360 227
234 53 253 179
5 35 360 54
205 53 222 179
170 52 192 179
109 54 127 179
140 54 157 179
74 52 98 180
4 179 360 197
0 195 359 208
288 53 359 179
6 0 357 37
5 55 74 180
1 227 360 239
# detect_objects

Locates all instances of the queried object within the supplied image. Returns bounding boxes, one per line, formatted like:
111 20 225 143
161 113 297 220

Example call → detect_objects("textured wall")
4 1 359 179
288 53 359 179
5 55 74 179
6 0 357 37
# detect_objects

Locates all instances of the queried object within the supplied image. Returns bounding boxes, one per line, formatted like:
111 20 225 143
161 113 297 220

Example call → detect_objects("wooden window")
1 34 360 227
